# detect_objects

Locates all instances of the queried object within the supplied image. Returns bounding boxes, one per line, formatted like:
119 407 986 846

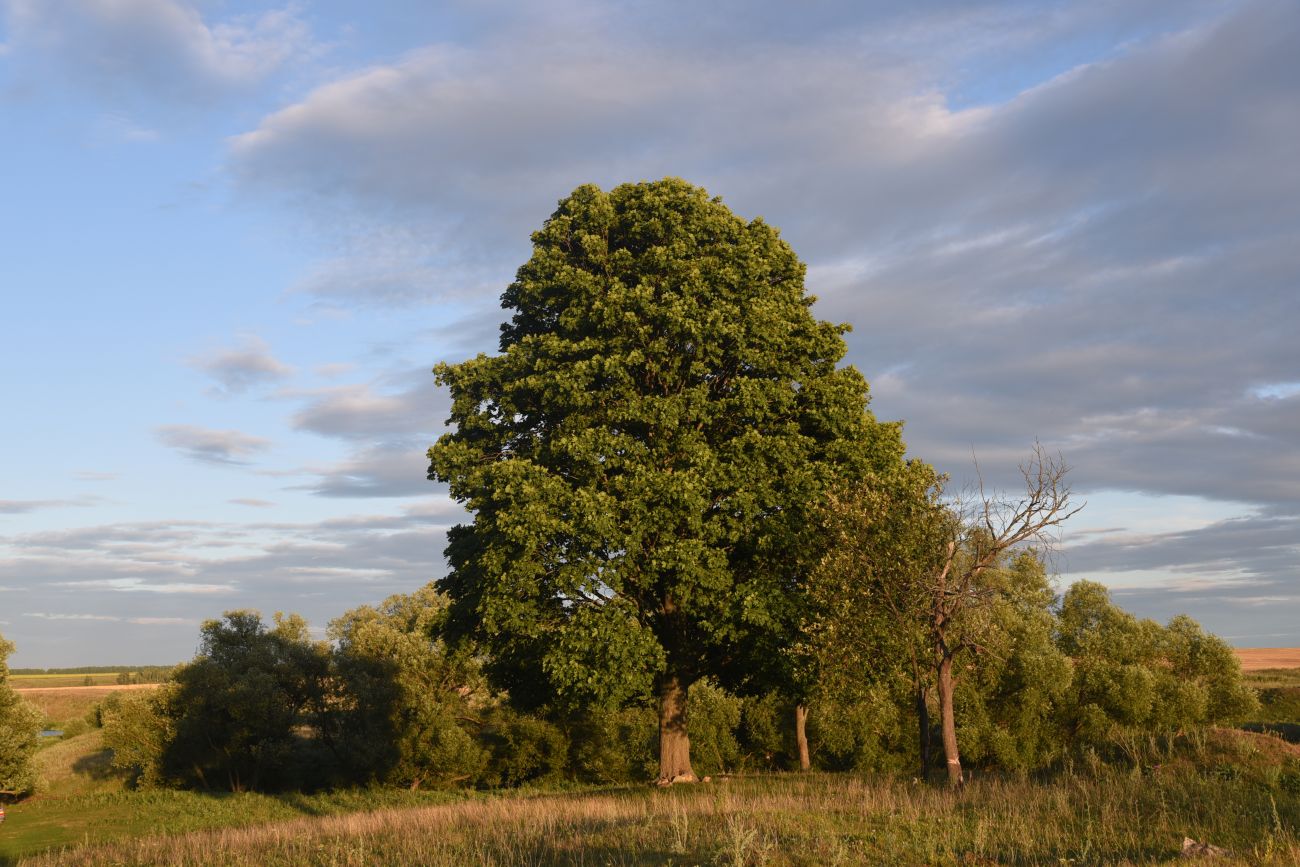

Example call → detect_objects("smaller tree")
154 611 333 791
926 445 1081 786
330 585 488 789
947 551 1073 775
0 632 42 796
100 688 175 788
804 460 948 777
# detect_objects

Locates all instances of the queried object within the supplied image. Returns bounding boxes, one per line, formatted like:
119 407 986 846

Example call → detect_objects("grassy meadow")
2 728 1298 866
3 663 1298 865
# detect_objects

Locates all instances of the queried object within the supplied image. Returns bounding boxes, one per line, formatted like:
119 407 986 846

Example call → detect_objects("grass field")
1245 669 1300 691
15 685 160 732
28 731 129 798
10 674 127 690
0 788 470 865
4 728 1298 866
4 666 1298 864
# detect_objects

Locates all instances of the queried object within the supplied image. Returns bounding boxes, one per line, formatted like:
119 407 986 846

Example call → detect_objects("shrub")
567 704 657 783
683 682 743 776
479 708 569 788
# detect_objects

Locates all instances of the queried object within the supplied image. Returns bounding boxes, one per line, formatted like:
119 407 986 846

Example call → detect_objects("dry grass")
16 685 159 727
1235 649 1300 672
20 733 1300 866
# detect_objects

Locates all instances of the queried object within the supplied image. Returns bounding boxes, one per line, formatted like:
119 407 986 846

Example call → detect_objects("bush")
60 718 91 740
1256 687 1300 724
329 586 488 790
100 688 174 788
814 687 914 774
683 682 742 776
567 704 657 783
479 708 569 788
737 693 794 771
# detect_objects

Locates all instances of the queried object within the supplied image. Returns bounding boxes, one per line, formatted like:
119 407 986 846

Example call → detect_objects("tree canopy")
0 631 41 795
429 178 902 781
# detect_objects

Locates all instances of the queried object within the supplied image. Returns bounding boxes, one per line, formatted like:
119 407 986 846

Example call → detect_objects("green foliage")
1255 687 1300 724
0 631 42 794
329 584 488 789
802 463 945 699
680 682 743 776
951 552 1072 774
735 692 791 770
99 689 173 788
477 707 569 788
116 611 336 792
429 178 895 732
1055 581 1259 751
813 686 916 774
565 704 657 783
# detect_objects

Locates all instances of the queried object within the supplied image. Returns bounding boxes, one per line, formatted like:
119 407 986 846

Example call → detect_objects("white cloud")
23 612 119 621
2 0 316 104
290 373 445 441
54 578 237 594
0 497 100 514
229 498 275 508
73 471 118 481
156 424 272 465
188 334 293 395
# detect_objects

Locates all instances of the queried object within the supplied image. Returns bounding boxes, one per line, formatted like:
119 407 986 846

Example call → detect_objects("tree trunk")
657 672 696 784
916 683 931 780
794 704 811 771
937 654 963 786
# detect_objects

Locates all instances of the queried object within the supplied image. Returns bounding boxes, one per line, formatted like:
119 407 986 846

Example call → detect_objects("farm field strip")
10 674 130 690
1234 649 1300 671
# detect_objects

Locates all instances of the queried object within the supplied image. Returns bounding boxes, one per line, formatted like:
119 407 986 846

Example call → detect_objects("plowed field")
1234 648 1300 671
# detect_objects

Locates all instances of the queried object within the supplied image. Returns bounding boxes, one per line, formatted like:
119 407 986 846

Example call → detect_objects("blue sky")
2 0 1297 665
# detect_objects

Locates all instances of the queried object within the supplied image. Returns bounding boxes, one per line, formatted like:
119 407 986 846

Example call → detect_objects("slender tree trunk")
794 704 811 771
915 682 931 779
937 654 963 786
657 672 696 784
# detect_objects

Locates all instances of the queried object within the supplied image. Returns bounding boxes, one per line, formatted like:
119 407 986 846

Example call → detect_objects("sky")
1 0 1297 666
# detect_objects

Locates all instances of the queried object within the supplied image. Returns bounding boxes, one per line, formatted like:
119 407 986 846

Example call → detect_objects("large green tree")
0 632 42 796
429 178 896 783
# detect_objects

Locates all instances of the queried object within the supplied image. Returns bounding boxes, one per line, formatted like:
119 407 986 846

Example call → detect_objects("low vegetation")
15 732 1300 865
0 786 466 863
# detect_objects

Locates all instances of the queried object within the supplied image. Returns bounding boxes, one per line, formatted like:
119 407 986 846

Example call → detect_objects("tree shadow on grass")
71 748 129 782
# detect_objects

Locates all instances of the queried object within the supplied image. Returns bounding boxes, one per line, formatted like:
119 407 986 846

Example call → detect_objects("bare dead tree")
929 443 1083 786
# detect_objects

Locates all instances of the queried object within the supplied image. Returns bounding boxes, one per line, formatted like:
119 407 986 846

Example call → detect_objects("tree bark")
794 704 811 771
937 654 963 786
915 683 931 780
657 672 696 784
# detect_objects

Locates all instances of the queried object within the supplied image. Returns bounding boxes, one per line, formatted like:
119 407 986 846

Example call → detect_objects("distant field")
17 684 161 728
1234 648 1300 671
10 673 126 689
